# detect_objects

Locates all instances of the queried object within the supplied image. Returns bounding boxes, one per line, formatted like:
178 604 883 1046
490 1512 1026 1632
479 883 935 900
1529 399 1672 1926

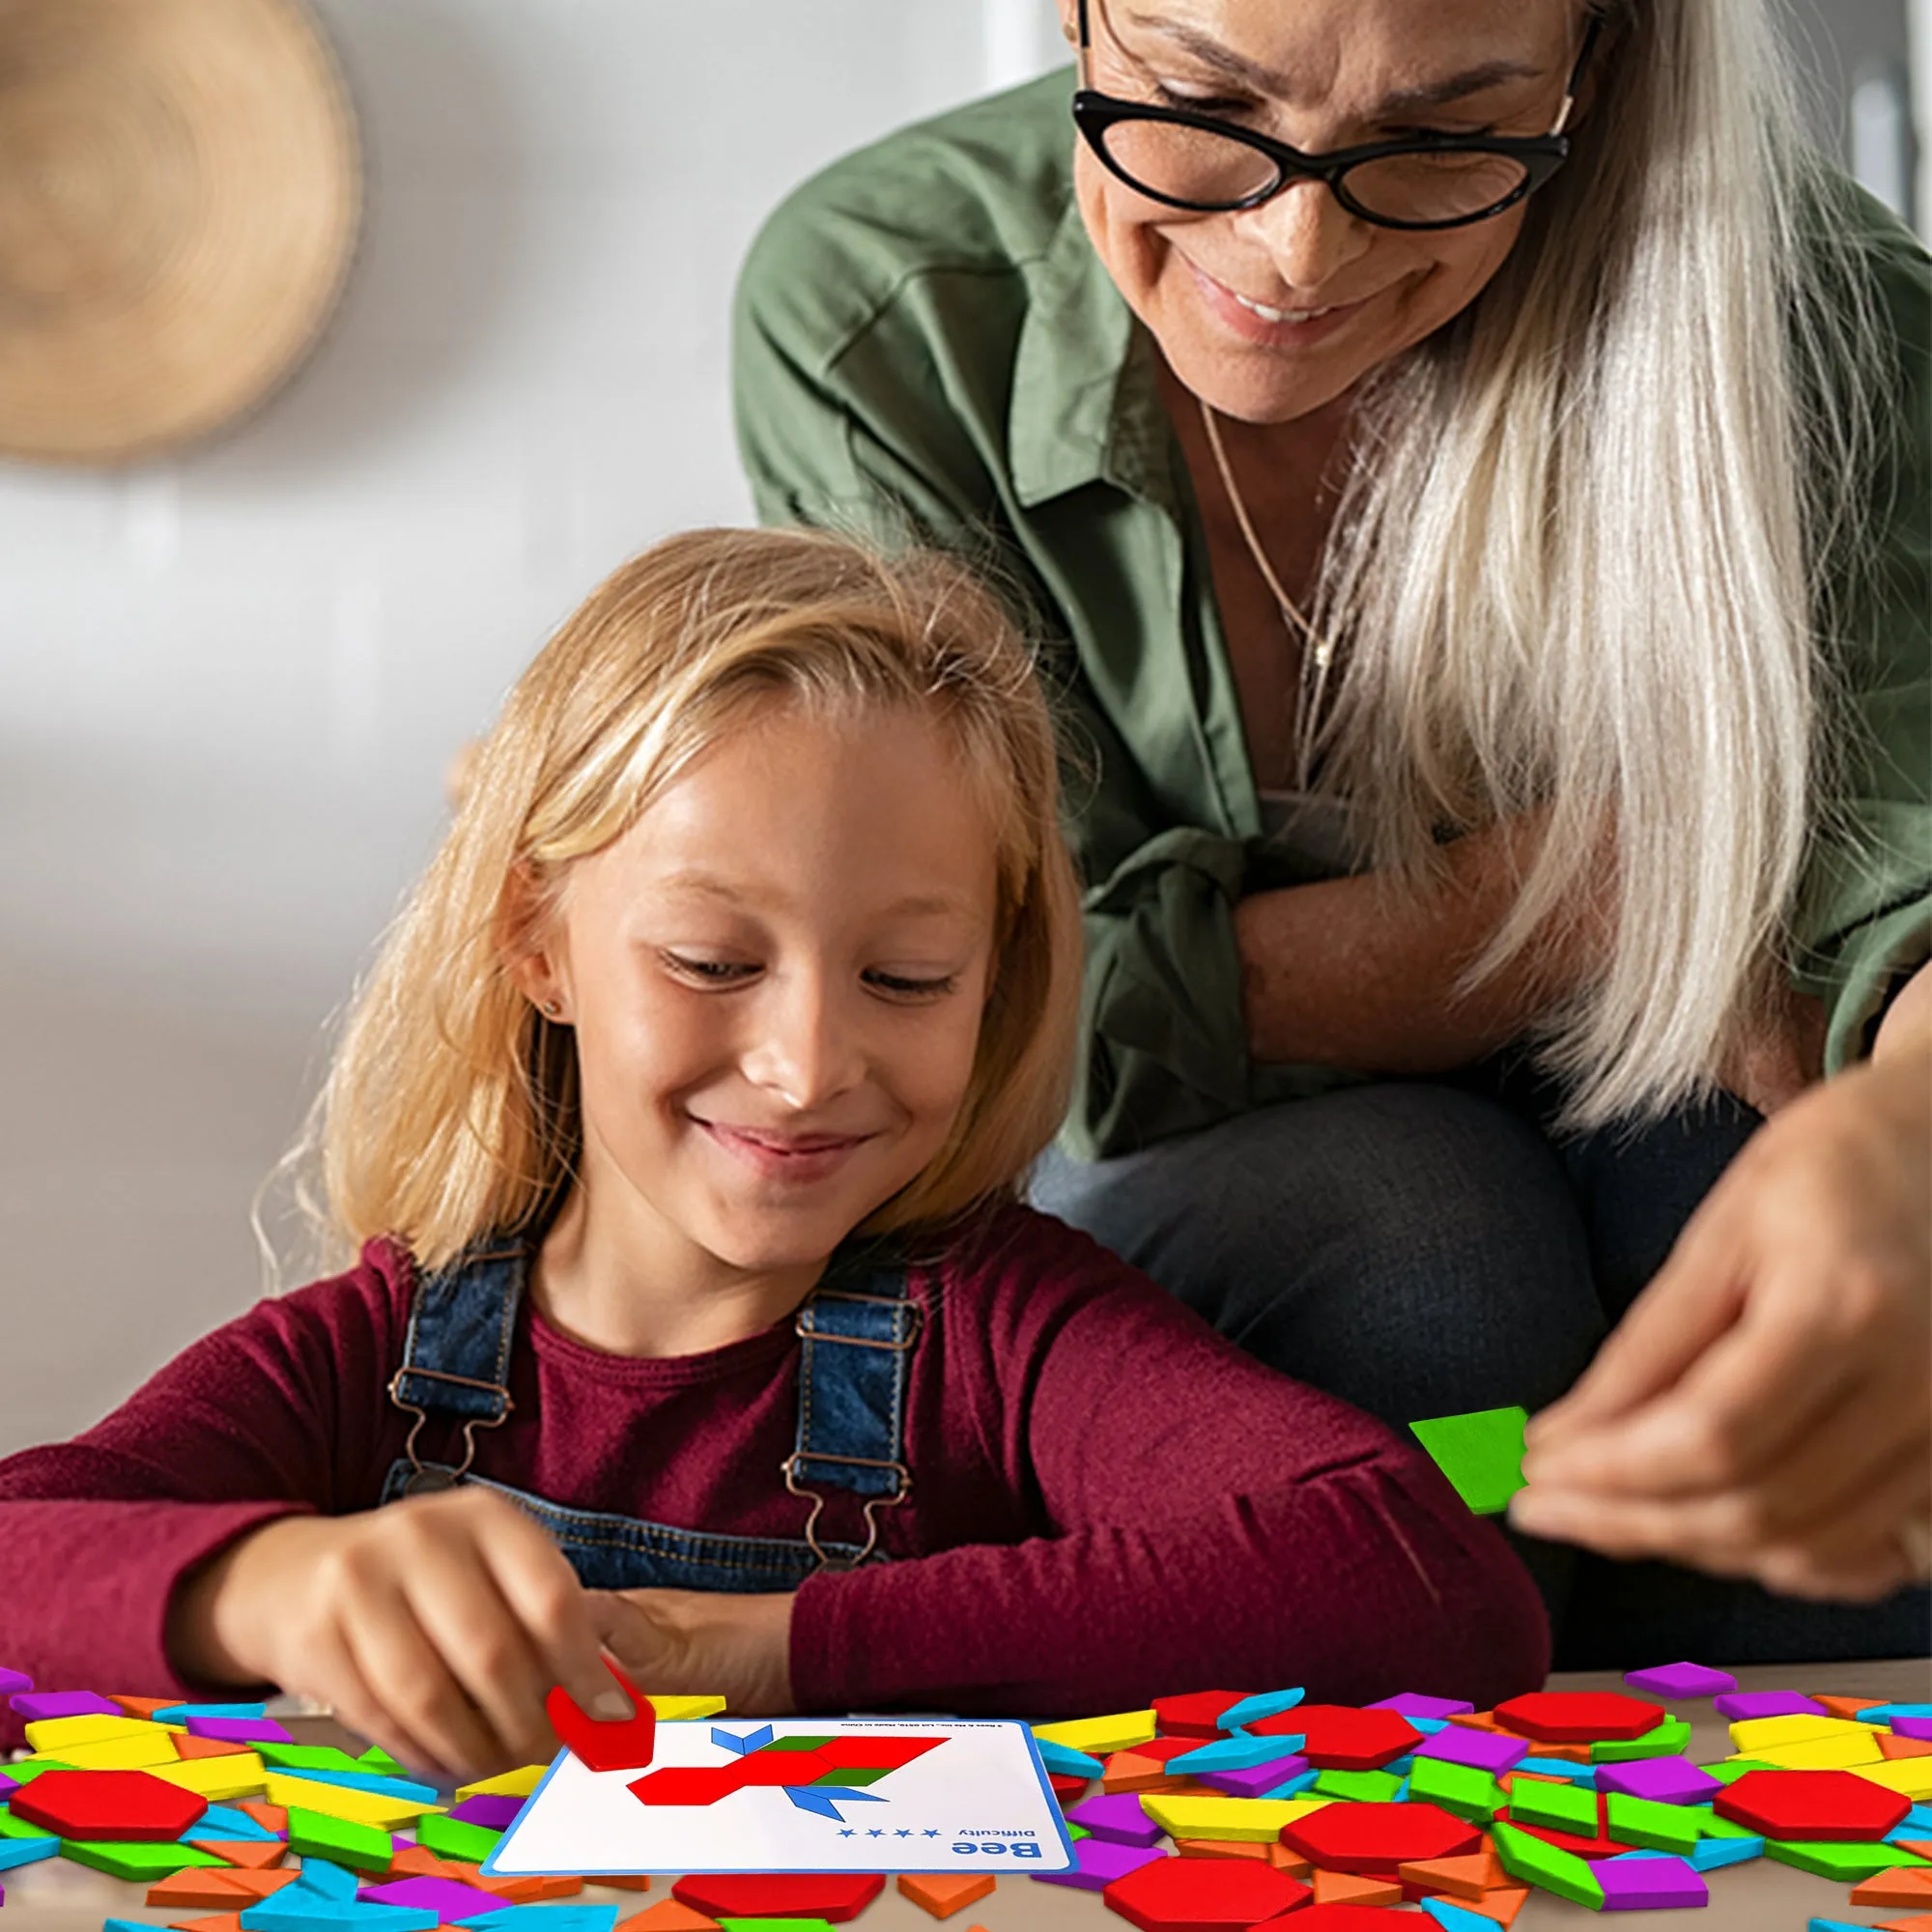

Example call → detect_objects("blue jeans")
1031 1080 1931 1668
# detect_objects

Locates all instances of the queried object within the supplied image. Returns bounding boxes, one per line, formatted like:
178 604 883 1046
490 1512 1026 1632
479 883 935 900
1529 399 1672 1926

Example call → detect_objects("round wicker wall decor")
0 0 360 465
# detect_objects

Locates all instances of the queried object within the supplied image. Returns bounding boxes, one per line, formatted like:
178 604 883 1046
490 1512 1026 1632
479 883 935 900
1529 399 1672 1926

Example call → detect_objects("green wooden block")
1700 1759 1773 1784
61 1840 231 1882
355 1746 409 1778
1765 1839 1932 1882
1314 1767 1405 1804
0 1811 56 1841
1593 1719 1693 1762
1506 1776 1600 1834
1407 1753 1506 1822
0 1761 75 1788
258 1743 368 1774
1406 1406 1528 1514
1688 1805 1765 1839
716 1921 837 1931
1492 1819 1605 1909
286 1804 393 1873
1605 1793 1702 1854
413 1812 502 1862
1067 1822 1090 1841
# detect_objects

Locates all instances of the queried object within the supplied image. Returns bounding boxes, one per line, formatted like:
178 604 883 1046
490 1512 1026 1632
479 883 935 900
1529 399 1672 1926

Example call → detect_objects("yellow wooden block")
151 1752 270 1802
1732 1732 1885 1771
646 1695 727 1721
264 1773 441 1829
1854 1757 1932 1802
453 1764 549 1803
1032 1711 1158 1756
22 1715 167 1753
47 1730 185 1770
1137 1793 1331 1842
1729 1714 1872 1753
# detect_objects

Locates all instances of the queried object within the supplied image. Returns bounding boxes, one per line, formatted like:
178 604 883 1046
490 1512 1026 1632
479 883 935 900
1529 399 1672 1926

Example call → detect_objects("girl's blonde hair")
304 526 1083 1272
1301 0 1889 1126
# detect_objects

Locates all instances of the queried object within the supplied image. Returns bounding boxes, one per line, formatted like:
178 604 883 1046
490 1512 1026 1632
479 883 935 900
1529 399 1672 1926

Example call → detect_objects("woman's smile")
1179 249 1381 346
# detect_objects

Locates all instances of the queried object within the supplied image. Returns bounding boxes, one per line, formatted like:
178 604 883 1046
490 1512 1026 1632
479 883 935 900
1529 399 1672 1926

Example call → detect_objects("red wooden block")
1248 1704 1420 1770
1492 1690 1663 1743
671 1873 885 1921
1101 1852 1311 1928
1277 1906 1425 1928
1716 1767 1913 1842
1508 1818 1635 1861
1151 1690 1251 1740
1281 1801 1479 1876
546 1660 657 1773
1049 1773 1089 1803
10 1767 210 1841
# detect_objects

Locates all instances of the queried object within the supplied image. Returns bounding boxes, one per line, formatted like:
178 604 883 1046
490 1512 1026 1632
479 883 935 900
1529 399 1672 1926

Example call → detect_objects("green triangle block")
1701 1759 1775 1784
413 1813 502 1862
1765 1839 1932 1882
0 1761 75 1789
60 1840 231 1882
1506 1777 1599 1833
1314 1767 1405 1804
1492 1819 1605 1908
1605 1793 1702 1853
1687 1805 1765 1839
1067 1823 1090 1841
356 1747 408 1778
1407 1754 1506 1822
1593 1719 1693 1762
715 1921 838 1932
285 1805 393 1873
258 1744 368 1774
1407 1407 1528 1514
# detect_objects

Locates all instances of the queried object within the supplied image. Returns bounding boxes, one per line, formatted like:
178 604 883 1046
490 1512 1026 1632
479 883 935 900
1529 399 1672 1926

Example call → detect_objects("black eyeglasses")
1073 1 1604 233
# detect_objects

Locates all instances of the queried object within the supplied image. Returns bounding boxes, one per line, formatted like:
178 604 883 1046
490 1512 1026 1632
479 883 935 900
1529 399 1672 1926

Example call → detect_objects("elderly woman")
732 0 1928 1661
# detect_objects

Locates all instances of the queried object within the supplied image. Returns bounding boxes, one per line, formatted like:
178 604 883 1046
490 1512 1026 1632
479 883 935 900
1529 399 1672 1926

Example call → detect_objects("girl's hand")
586 1587 797 1717
167 1487 623 1779
1511 1017 1931 1601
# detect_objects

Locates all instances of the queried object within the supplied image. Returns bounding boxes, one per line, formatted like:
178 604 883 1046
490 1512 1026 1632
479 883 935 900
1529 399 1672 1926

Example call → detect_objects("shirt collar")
1009 182 1178 511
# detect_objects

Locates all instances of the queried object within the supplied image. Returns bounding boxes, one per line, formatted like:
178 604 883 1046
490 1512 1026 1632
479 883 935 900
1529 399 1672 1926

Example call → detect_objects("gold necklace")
1198 394 1335 673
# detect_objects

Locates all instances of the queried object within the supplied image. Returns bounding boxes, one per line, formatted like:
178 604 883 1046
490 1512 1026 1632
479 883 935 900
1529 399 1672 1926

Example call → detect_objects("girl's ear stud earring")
540 998 563 1018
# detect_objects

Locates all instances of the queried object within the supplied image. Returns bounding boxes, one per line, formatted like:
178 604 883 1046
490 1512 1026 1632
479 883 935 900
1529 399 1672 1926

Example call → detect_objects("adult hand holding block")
166 1486 622 1782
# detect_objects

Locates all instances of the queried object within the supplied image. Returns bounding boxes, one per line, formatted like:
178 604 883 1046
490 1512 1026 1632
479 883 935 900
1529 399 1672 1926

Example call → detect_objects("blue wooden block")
153 1702 270 1724
469 1909 621 1932
294 1860 361 1900
0 1839 60 1872
242 1897 438 1932
1035 1740 1105 1778
1215 1689 1306 1733
1690 1834 1764 1871
1259 1769 1321 1799
1168 1734 1305 1773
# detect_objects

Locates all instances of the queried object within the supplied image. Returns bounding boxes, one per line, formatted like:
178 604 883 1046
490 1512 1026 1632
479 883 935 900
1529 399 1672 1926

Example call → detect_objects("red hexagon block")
671 1873 885 1920
1280 1800 1479 1876
1494 1690 1664 1743
1101 1852 1311 1929
1151 1690 1251 1740
1716 1768 1912 1843
8 1769 209 1842
1248 1703 1420 1769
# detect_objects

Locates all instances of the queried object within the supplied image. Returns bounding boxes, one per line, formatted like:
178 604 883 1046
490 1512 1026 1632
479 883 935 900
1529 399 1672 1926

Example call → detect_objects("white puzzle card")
479 1717 1074 1875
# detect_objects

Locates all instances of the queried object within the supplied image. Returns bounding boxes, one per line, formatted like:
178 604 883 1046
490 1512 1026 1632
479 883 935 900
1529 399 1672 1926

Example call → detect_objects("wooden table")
6 1660 1927 1932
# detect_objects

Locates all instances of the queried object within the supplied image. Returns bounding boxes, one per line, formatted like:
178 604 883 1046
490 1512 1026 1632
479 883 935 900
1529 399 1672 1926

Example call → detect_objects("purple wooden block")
1369 1691 1475 1720
448 1794 526 1831
1199 1753 1309 1799
0 1769 19 1798
186 1715 296 1745
1595 1756 1721 1807
0 1668 32 1697
358 1877 507 1923
1624 1662 1738 1700
1065 1790 1164 1846
1711 1690 1825 1721
1033 1837 1167 1890
1597 1853 1708 1910
1891 1715 1932 1742
8 1690 120 1721
1415 1726 1526 1774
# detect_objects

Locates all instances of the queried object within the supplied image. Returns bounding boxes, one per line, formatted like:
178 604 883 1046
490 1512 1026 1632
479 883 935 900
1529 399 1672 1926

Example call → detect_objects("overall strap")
387 1237 526 1494
781 1250 923 1572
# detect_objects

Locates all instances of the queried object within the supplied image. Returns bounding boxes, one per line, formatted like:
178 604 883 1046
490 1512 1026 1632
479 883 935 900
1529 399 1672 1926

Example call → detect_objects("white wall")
0 0 1063 1457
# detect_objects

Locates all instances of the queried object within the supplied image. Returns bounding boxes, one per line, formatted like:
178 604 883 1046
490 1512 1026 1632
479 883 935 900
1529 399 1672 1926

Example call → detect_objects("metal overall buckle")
781 1450 911 1572
386 1366 514 1495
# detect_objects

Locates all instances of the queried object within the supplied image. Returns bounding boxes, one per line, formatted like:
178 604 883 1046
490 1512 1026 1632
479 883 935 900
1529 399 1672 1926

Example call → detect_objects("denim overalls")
379 1234 923 1588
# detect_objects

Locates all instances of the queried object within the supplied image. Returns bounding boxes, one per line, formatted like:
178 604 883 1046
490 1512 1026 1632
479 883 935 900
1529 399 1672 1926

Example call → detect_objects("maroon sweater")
0 1205 1547 1747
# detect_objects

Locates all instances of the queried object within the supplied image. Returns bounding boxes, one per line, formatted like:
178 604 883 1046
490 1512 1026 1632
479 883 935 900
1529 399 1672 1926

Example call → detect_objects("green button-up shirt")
732 69 1931 1159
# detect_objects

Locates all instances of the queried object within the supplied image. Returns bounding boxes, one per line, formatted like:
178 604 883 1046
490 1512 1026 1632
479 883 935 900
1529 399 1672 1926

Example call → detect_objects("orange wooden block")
219 1870 299 1900
1448 1711 1505 1733
1399 1850 1507 1900
1855 1869 1932 1908
1457 1889 1531 1926
477 1872 585 1902
896 1871 997 1918
588 1874 655 1890
1876 1918 1932 1932
166 1915 247 1932
1814 1695 1885 1719
1312 1868 1403 1906
1883 1736 1932 1760
111 1695 185 1720
1175 1838 1271 1861
147 1870 254 1910
193 1841 287 1871
176 1734 256 1761
616 1902 721 1930
236 1801 289 1833
387 1845 478 1881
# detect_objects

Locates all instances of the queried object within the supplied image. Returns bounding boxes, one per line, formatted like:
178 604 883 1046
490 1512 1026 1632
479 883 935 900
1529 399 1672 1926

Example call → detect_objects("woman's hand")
166 1487 624 1780
586 1587 797 1717
1511 983 1931 1600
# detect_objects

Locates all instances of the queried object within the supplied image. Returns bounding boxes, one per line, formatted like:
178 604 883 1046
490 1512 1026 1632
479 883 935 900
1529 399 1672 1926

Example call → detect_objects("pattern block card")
481 1719 1072 1876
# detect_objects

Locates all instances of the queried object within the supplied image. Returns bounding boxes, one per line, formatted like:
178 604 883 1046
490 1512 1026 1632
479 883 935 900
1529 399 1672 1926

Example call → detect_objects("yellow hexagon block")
453 1763 549 1803
1137 1793 1331 1842
151 1751 270 1802
264 1773 441 1829
1032 1711 1158 1756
